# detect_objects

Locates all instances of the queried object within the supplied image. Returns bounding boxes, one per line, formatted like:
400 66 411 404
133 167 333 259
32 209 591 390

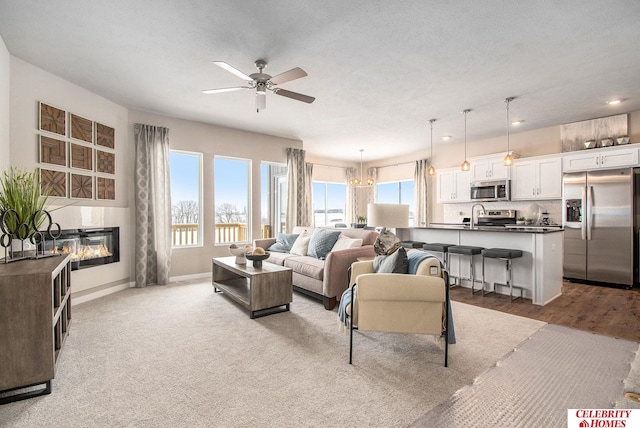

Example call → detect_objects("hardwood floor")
450 280 640 343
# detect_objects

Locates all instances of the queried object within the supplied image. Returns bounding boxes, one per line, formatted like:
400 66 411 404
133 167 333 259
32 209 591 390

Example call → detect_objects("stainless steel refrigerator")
563 168 635 287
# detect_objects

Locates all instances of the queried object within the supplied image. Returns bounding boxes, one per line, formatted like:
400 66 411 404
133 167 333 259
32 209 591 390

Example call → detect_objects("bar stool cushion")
401 241 425 249
422 243 453 253
448 245 484 255
482 248 523 259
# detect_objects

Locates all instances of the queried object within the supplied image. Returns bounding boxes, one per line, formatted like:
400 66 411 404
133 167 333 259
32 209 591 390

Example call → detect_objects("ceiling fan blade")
273 88 315 104
213 61 253 81
268 67 307 85
256 92 266 111
202 86 250 94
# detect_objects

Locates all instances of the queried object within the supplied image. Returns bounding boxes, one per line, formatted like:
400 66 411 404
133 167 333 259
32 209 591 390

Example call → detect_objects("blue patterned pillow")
268 233 300 253
307 229 342 260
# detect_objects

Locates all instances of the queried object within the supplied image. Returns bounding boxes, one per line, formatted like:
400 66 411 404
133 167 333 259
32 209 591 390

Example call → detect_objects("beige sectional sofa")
253 226 378 310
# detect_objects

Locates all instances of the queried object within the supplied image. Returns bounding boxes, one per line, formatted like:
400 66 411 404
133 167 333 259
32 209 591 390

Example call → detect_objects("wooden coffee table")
212 257 293 318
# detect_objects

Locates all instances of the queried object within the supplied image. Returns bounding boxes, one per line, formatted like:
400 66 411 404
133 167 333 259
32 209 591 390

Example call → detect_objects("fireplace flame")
51 243 112 261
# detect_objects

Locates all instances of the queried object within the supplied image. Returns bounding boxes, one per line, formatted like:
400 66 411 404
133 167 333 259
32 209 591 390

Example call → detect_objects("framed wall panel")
70 173 93 199
96 150 115 174
40 168 67 197
96 177 116 200
96 122 115 149
39 102 66 136
39 136 66 166
70 114 93 143
70 143 93 171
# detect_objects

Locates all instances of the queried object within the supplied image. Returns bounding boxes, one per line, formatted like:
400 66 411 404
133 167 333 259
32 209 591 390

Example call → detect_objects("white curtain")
345 167 357 225
414 159 429 227
286 148 313 231
134 123 172 287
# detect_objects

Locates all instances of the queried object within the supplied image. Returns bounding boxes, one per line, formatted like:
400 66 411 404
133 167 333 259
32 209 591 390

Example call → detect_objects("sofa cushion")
284 256 325 281
331 235 363 251
290 230 312 256
266 251 298 266
268 233 300 253
307 228 341 259
373 247 408 274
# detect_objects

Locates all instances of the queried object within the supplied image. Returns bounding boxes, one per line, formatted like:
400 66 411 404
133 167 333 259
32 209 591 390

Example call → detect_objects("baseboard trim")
170 272 210 283
72 281 132 306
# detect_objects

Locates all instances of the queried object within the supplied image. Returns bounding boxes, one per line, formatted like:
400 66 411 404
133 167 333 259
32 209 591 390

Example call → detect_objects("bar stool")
447 245 484 293
422 243 454 271
481 248 524 302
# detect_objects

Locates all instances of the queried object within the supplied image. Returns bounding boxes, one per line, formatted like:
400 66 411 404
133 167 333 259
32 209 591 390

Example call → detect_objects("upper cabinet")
512 155 562 200
436 168 471 203
470 156 510 181
563 146 639 172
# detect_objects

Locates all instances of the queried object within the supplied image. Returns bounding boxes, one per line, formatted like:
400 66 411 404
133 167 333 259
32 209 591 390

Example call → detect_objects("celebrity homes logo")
568 409 639 427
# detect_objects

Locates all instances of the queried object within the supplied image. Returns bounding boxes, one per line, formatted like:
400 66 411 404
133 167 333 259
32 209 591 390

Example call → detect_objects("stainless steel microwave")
470 180 511 202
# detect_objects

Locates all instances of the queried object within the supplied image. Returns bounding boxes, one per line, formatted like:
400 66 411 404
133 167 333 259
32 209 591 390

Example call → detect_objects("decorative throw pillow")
373 247 408 273
374 231 401 255
268 233 300 253
290 230 312 256
307 228 342 259
330 235 363 251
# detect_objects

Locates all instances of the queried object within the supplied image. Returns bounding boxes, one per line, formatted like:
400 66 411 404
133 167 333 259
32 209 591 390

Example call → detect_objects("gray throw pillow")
268 233 300 253
307 229 342 260
373 247 408 273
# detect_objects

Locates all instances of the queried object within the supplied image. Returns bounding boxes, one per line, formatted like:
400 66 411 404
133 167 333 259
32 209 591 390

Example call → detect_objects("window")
214 157 251 244
313 182 347 227
260 162 287 238
376 180 415 226
169 151 202 247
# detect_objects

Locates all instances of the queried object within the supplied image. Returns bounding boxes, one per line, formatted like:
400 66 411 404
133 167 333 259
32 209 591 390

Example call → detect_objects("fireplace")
40 227 120 270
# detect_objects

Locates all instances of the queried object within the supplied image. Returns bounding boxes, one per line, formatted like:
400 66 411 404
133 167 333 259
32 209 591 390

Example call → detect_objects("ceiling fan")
202 59 315 112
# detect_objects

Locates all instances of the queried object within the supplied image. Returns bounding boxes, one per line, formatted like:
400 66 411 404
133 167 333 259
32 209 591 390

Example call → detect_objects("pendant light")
503 97 515 166
428 119 436 176
349 149 374 187
461 109 471 171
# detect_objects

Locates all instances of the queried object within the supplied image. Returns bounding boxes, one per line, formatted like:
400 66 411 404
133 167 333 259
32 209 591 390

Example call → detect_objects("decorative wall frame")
96 123 115 149
561 114 628 152
96 177 116 200
39 136 66 166
96 150 115 174
70 173 93 199
40 168 67 197
70 143 93 171
70 113 93 143
39 102 66 136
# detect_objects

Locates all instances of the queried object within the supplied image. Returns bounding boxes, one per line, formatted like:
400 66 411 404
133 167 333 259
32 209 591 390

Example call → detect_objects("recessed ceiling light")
442 135 451 141
511 120 524 126
606 99 623 105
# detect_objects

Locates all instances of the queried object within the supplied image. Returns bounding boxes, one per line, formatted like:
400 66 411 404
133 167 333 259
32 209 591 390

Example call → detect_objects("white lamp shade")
367 204 410 228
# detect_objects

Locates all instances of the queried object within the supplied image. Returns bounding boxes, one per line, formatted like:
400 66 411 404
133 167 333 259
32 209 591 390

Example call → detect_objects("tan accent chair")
348 256 450 367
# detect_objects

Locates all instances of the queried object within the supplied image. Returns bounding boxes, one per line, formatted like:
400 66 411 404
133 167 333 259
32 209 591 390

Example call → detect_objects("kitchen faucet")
471 203 486 229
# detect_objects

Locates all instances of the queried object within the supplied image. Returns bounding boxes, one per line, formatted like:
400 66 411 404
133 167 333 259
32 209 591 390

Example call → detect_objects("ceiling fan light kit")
203 60 315 112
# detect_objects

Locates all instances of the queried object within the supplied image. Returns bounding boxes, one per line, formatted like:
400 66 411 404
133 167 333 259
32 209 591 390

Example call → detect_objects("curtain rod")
311 163 349 169
375 160 422 169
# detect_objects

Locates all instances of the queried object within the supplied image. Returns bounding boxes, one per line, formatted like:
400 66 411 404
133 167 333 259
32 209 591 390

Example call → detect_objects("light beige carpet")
0 280 571 427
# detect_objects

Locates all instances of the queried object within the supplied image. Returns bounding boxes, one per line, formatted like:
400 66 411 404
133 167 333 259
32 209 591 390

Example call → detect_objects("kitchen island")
396 225 564 306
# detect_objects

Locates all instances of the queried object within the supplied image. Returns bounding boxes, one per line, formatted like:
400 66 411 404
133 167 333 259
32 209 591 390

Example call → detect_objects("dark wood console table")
0 255 72 404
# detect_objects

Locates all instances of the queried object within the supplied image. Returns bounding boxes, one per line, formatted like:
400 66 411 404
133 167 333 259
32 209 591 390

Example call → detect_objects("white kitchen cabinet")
470 157 510 181
512 156 562 200
563 146 639 172
436 168 471 203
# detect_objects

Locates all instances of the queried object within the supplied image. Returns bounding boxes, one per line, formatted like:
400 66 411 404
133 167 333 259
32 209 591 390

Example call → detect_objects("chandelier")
349 149 374 187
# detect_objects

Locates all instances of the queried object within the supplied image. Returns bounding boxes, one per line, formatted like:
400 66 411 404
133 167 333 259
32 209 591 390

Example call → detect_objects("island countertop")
423 223 564 234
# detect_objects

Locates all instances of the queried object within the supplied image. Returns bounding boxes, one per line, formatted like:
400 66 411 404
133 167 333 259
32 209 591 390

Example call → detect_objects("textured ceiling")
1 0 640 162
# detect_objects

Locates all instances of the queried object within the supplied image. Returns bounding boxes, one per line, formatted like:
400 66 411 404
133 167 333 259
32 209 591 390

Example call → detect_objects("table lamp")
366 203 409 232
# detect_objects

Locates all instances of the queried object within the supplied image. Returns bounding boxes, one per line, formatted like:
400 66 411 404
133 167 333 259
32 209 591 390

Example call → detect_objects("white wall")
128 109 303 278
0 35 10 169
9 57 131 295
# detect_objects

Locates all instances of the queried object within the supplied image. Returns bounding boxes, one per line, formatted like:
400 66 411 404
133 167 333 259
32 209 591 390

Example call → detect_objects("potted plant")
0 167 52 256
516 216 526 225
